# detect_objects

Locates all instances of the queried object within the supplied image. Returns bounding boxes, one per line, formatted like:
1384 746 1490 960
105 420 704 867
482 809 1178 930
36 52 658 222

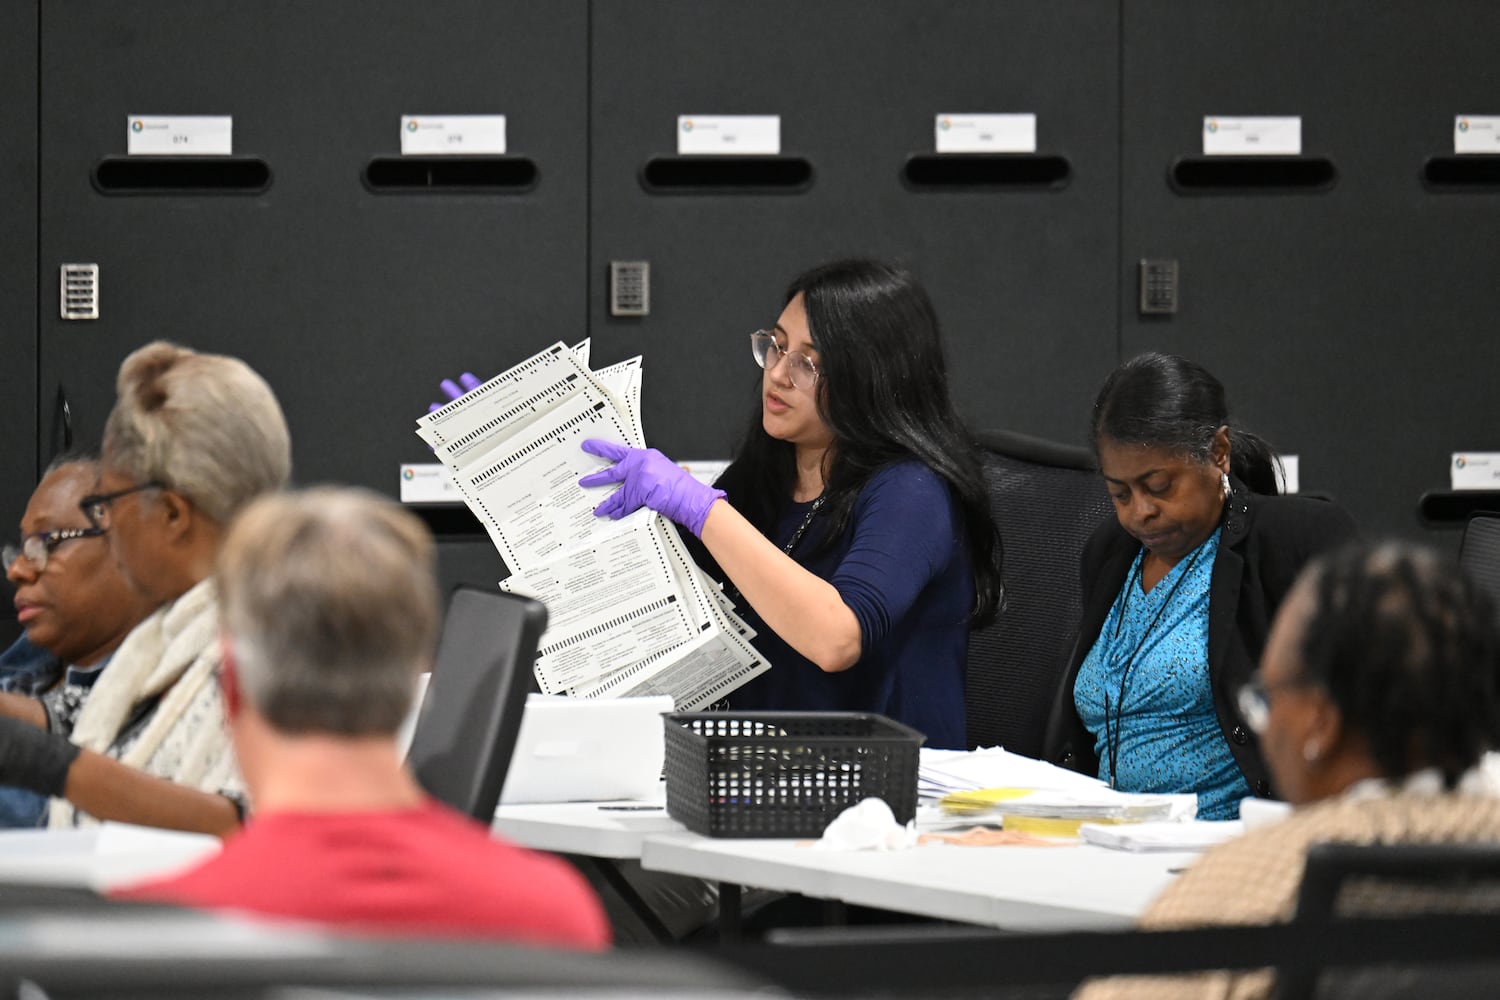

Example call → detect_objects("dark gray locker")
0 2 38 647
1120 1 1500 540
587 0 1120 459
37 1 588 509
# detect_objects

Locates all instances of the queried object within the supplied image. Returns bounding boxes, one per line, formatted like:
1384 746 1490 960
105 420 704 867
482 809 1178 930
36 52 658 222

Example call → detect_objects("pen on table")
597 805 665 811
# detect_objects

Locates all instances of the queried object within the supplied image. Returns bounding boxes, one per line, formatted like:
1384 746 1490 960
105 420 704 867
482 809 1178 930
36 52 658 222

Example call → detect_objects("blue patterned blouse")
1072 528 1249 821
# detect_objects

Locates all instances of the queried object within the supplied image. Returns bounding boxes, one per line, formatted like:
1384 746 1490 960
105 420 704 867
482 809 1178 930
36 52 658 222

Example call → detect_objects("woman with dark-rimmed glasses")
1075 541 1500 1000
0 453 155 827
0 341 290 833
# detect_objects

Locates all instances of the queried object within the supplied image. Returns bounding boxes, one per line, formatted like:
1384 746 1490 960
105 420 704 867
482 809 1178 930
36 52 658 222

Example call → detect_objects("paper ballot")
416 342 767 710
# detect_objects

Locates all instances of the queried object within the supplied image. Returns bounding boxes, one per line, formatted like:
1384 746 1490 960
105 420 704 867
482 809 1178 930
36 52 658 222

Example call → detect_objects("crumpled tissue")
812 797 918 851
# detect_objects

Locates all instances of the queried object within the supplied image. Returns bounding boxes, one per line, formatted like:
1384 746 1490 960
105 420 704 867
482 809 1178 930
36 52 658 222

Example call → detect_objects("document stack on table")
416 340 767 710
918 747 1197 836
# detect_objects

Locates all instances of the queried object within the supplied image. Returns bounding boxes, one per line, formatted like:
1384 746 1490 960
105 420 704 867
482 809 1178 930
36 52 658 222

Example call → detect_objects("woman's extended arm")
0 692 46 728
0 714 240 837
64 749 241 836
699 501 862 672
579 439 862 672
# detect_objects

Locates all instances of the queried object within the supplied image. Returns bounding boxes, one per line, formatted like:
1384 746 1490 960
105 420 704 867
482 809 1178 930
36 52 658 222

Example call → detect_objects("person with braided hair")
1075 540 1500 1000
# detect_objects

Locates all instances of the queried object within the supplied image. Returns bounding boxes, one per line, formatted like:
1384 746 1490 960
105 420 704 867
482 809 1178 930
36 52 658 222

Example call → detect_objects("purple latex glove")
428 372 483 413
578 439 726 538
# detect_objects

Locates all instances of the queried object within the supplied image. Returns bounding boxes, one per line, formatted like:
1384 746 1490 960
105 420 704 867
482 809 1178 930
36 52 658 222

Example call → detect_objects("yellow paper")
938 787 1035 816
1001 815 1127 838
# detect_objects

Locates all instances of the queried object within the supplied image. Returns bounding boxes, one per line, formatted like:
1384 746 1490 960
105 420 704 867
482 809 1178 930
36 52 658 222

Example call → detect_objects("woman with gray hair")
0 341 290 833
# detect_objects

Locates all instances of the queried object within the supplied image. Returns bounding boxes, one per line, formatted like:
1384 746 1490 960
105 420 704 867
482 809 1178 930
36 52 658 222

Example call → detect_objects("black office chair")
1280 842 1500 1000
0 909 771 1000
405 585 547 822
965 429 1113 755
1459 511 1500 621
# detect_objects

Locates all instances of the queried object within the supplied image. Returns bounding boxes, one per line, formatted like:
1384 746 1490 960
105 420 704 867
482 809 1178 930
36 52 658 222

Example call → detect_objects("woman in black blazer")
1043 353 1357 818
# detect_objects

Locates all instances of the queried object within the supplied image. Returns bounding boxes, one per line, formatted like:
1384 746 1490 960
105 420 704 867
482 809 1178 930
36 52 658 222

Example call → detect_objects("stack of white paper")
415 341 768 711
917 746 1108 802
1079 820 1244 853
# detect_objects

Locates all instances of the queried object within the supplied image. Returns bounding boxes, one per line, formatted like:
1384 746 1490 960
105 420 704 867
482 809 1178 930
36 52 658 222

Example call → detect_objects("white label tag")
1454 116 1500 154
1452 453 1500 490
400 115 507 155
399 464 462 503
677 115 780 155
127 116 233 156
1276 455 1300 495
1202 116 1301 156
935 114 1036 154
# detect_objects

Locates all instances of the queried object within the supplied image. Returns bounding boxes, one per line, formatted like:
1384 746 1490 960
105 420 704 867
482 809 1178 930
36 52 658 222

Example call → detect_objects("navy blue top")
729 461 973 750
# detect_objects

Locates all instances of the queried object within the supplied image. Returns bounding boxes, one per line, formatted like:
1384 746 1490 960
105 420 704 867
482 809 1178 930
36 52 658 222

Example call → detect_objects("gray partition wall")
36 0 588 498
586 0 1121 459
1120 0 1500 539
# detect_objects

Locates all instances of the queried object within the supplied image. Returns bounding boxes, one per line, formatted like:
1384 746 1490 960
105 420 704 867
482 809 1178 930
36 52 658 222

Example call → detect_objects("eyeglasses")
750 330 820 391
78 480 165 531
3 527 108 573
1236 672 1317 734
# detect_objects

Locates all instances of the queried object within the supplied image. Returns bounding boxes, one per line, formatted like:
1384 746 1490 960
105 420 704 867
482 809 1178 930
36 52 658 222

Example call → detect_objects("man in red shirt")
117 487 609 949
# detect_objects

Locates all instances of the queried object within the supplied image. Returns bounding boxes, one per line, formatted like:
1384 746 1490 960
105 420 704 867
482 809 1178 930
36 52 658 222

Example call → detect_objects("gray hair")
43 448 100 479
102 341 291 524
217 487 439 737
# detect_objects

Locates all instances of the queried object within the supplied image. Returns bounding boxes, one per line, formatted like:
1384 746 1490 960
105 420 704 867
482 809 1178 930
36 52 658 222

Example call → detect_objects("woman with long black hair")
579 258 1003 749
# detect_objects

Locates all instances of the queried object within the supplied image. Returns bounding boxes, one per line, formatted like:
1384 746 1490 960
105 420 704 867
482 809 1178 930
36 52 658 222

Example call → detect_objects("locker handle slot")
1169 157 1336 194
363 157 538 193
1418 490 1500 527
902 154 1070 191
1422 156 1500 191
640 156 813 194
407 504 486 538
93 156 272 195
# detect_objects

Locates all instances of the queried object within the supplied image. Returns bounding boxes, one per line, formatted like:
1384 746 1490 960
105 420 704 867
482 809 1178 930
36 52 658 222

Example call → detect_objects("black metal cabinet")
1119 0 1500 538
0 2 39 645
36 0 588 500
586 0 1121 458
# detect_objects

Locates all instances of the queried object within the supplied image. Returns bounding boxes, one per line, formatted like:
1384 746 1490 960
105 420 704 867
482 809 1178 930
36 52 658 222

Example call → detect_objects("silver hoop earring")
1221 471 1230 499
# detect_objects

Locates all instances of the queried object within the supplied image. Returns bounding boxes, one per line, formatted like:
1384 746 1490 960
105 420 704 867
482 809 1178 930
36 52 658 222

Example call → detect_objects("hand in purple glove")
428 372 483 414
578 439 726 538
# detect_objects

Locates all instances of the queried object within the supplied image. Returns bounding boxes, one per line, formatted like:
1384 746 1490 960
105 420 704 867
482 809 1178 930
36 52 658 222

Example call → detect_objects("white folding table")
493 788 1196 937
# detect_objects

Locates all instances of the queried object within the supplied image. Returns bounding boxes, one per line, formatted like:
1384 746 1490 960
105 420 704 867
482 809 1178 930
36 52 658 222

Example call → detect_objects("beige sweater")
49 579 240 828
1074 788 1500 1000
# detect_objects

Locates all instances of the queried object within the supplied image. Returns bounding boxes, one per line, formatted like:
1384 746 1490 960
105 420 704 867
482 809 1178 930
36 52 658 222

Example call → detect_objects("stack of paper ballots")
920 747 1196 836
415 341 766 710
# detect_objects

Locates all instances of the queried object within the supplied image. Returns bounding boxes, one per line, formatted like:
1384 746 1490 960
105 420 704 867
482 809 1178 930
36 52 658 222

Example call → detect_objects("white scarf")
50 578 239 828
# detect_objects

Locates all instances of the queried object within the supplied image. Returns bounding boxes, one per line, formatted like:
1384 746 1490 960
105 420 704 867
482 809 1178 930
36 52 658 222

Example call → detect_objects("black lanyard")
1101 541 1207 789
713 495 826 713
781 495 826 557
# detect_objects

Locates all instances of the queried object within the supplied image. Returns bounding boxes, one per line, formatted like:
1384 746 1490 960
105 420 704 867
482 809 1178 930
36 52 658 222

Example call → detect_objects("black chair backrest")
734 910 1500 999
1282 842 1500 1000
966 429 1113 754
406 585 547 821
1459 512 1500 622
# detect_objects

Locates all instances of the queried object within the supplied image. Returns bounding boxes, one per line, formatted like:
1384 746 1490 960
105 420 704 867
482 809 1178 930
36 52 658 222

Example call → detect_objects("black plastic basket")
663 712 924 838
